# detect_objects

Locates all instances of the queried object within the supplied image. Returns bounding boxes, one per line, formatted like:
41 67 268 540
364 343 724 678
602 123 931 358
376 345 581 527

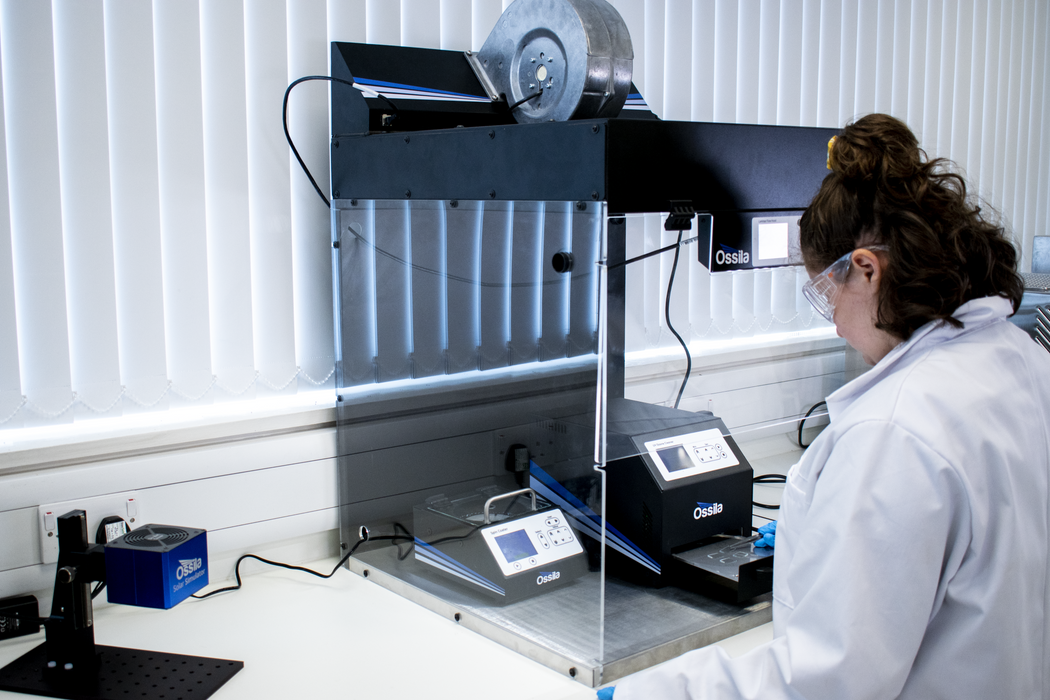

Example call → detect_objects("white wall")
0 424 339 613
625 334 844 436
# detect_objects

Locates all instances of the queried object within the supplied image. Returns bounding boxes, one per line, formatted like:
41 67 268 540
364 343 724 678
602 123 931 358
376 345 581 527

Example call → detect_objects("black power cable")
614 236 699 268
343 223 580 289
797 400 829 448
189 522 490 599
283 75 400 210
752 473 786 510
508 87 543 111
664 229 692 409
191 533 410 600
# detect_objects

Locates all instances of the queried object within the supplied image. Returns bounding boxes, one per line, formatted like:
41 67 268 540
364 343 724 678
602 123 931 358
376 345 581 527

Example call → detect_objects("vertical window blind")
336 200 600 388
620 0 1050 352
1 0 1047 430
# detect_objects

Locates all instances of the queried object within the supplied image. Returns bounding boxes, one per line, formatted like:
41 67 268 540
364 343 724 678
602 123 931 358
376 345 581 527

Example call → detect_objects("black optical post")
43 511 108 683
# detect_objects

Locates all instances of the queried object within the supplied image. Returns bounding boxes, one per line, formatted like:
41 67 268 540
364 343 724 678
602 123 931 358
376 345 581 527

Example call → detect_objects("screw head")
489 189 496 198
576 201 586 211
350 199 358 206
488 130 496 139
333 190 340 199
591 191 599 200
591 124 600 134
450 200 459 208
405 190 412 198
404 135 410 143
333 139 339 148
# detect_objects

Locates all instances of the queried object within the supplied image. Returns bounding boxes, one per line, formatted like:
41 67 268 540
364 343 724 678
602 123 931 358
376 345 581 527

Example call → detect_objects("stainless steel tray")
348 546 772 687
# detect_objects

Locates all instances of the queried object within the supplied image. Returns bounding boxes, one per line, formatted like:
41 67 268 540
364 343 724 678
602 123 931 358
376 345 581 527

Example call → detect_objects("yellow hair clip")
826 136 837 170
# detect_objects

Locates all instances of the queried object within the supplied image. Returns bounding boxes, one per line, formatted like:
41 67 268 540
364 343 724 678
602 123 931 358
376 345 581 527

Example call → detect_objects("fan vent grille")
122 526 191 548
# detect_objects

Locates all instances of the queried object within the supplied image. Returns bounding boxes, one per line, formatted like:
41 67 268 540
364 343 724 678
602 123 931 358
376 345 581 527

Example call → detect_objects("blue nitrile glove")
596 687 615 699
755 520 777 548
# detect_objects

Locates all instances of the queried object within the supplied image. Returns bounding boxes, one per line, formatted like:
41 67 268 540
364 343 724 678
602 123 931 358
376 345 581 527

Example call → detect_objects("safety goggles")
802 246 887 322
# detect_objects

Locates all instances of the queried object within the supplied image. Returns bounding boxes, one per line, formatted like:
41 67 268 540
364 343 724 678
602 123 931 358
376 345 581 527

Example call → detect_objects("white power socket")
38 493 143 565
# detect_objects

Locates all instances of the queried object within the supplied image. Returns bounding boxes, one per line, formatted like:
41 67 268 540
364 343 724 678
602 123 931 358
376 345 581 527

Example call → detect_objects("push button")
548 527 574 545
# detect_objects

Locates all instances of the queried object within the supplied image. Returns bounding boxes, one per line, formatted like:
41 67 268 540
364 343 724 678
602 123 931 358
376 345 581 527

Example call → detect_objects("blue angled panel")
529 462 660 574
414 538 506 596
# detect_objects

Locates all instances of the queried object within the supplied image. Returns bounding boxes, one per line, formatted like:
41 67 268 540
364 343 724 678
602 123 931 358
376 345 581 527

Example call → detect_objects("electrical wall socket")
38 493 143 565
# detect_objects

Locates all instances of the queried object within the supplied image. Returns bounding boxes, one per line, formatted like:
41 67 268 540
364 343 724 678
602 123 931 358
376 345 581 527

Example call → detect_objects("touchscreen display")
645 428 740 481
494 529 537 563
757 221 789 260
655 445 694 473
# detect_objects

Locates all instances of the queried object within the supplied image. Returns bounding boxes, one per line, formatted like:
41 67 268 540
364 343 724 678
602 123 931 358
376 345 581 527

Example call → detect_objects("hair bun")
830 114 922 184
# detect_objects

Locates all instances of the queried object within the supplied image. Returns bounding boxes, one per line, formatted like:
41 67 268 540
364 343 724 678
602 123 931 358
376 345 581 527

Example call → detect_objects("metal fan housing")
470 0 634 124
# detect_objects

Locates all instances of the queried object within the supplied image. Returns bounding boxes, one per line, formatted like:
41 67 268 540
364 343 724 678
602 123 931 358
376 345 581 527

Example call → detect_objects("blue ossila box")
105 525 209 609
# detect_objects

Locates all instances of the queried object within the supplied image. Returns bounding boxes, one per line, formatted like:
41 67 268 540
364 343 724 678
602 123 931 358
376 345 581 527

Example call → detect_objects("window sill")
2 332 845 476
0 391 337 476
626 327 845 378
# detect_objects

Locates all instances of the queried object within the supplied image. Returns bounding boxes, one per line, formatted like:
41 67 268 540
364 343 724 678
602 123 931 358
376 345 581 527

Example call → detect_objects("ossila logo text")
176 558 203 580
536 571 561 585
693 502 723 519
715 249 750 265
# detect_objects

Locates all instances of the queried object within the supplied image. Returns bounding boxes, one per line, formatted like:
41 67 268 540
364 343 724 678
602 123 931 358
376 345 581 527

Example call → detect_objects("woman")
605 114 1050 699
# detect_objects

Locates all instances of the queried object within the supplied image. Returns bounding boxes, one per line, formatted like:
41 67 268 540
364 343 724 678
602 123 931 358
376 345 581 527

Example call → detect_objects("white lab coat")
614 296 1050 700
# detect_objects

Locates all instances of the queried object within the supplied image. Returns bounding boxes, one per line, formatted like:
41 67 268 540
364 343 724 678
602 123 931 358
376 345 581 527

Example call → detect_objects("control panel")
480 509 584 577
644 428 740 482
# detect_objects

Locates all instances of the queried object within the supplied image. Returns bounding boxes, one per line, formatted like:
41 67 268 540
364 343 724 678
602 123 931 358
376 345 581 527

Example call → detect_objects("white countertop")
0 559 772 700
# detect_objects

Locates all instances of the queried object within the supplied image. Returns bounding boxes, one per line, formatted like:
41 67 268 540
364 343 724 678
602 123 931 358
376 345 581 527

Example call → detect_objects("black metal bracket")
663 203 696 232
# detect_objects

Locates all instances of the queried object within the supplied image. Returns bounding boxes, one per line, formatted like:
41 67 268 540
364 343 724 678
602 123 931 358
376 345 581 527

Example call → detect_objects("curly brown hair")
799 113 1024 341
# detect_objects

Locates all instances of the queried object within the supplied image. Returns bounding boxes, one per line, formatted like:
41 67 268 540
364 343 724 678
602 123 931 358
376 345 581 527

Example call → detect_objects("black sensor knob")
551 251 574 273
